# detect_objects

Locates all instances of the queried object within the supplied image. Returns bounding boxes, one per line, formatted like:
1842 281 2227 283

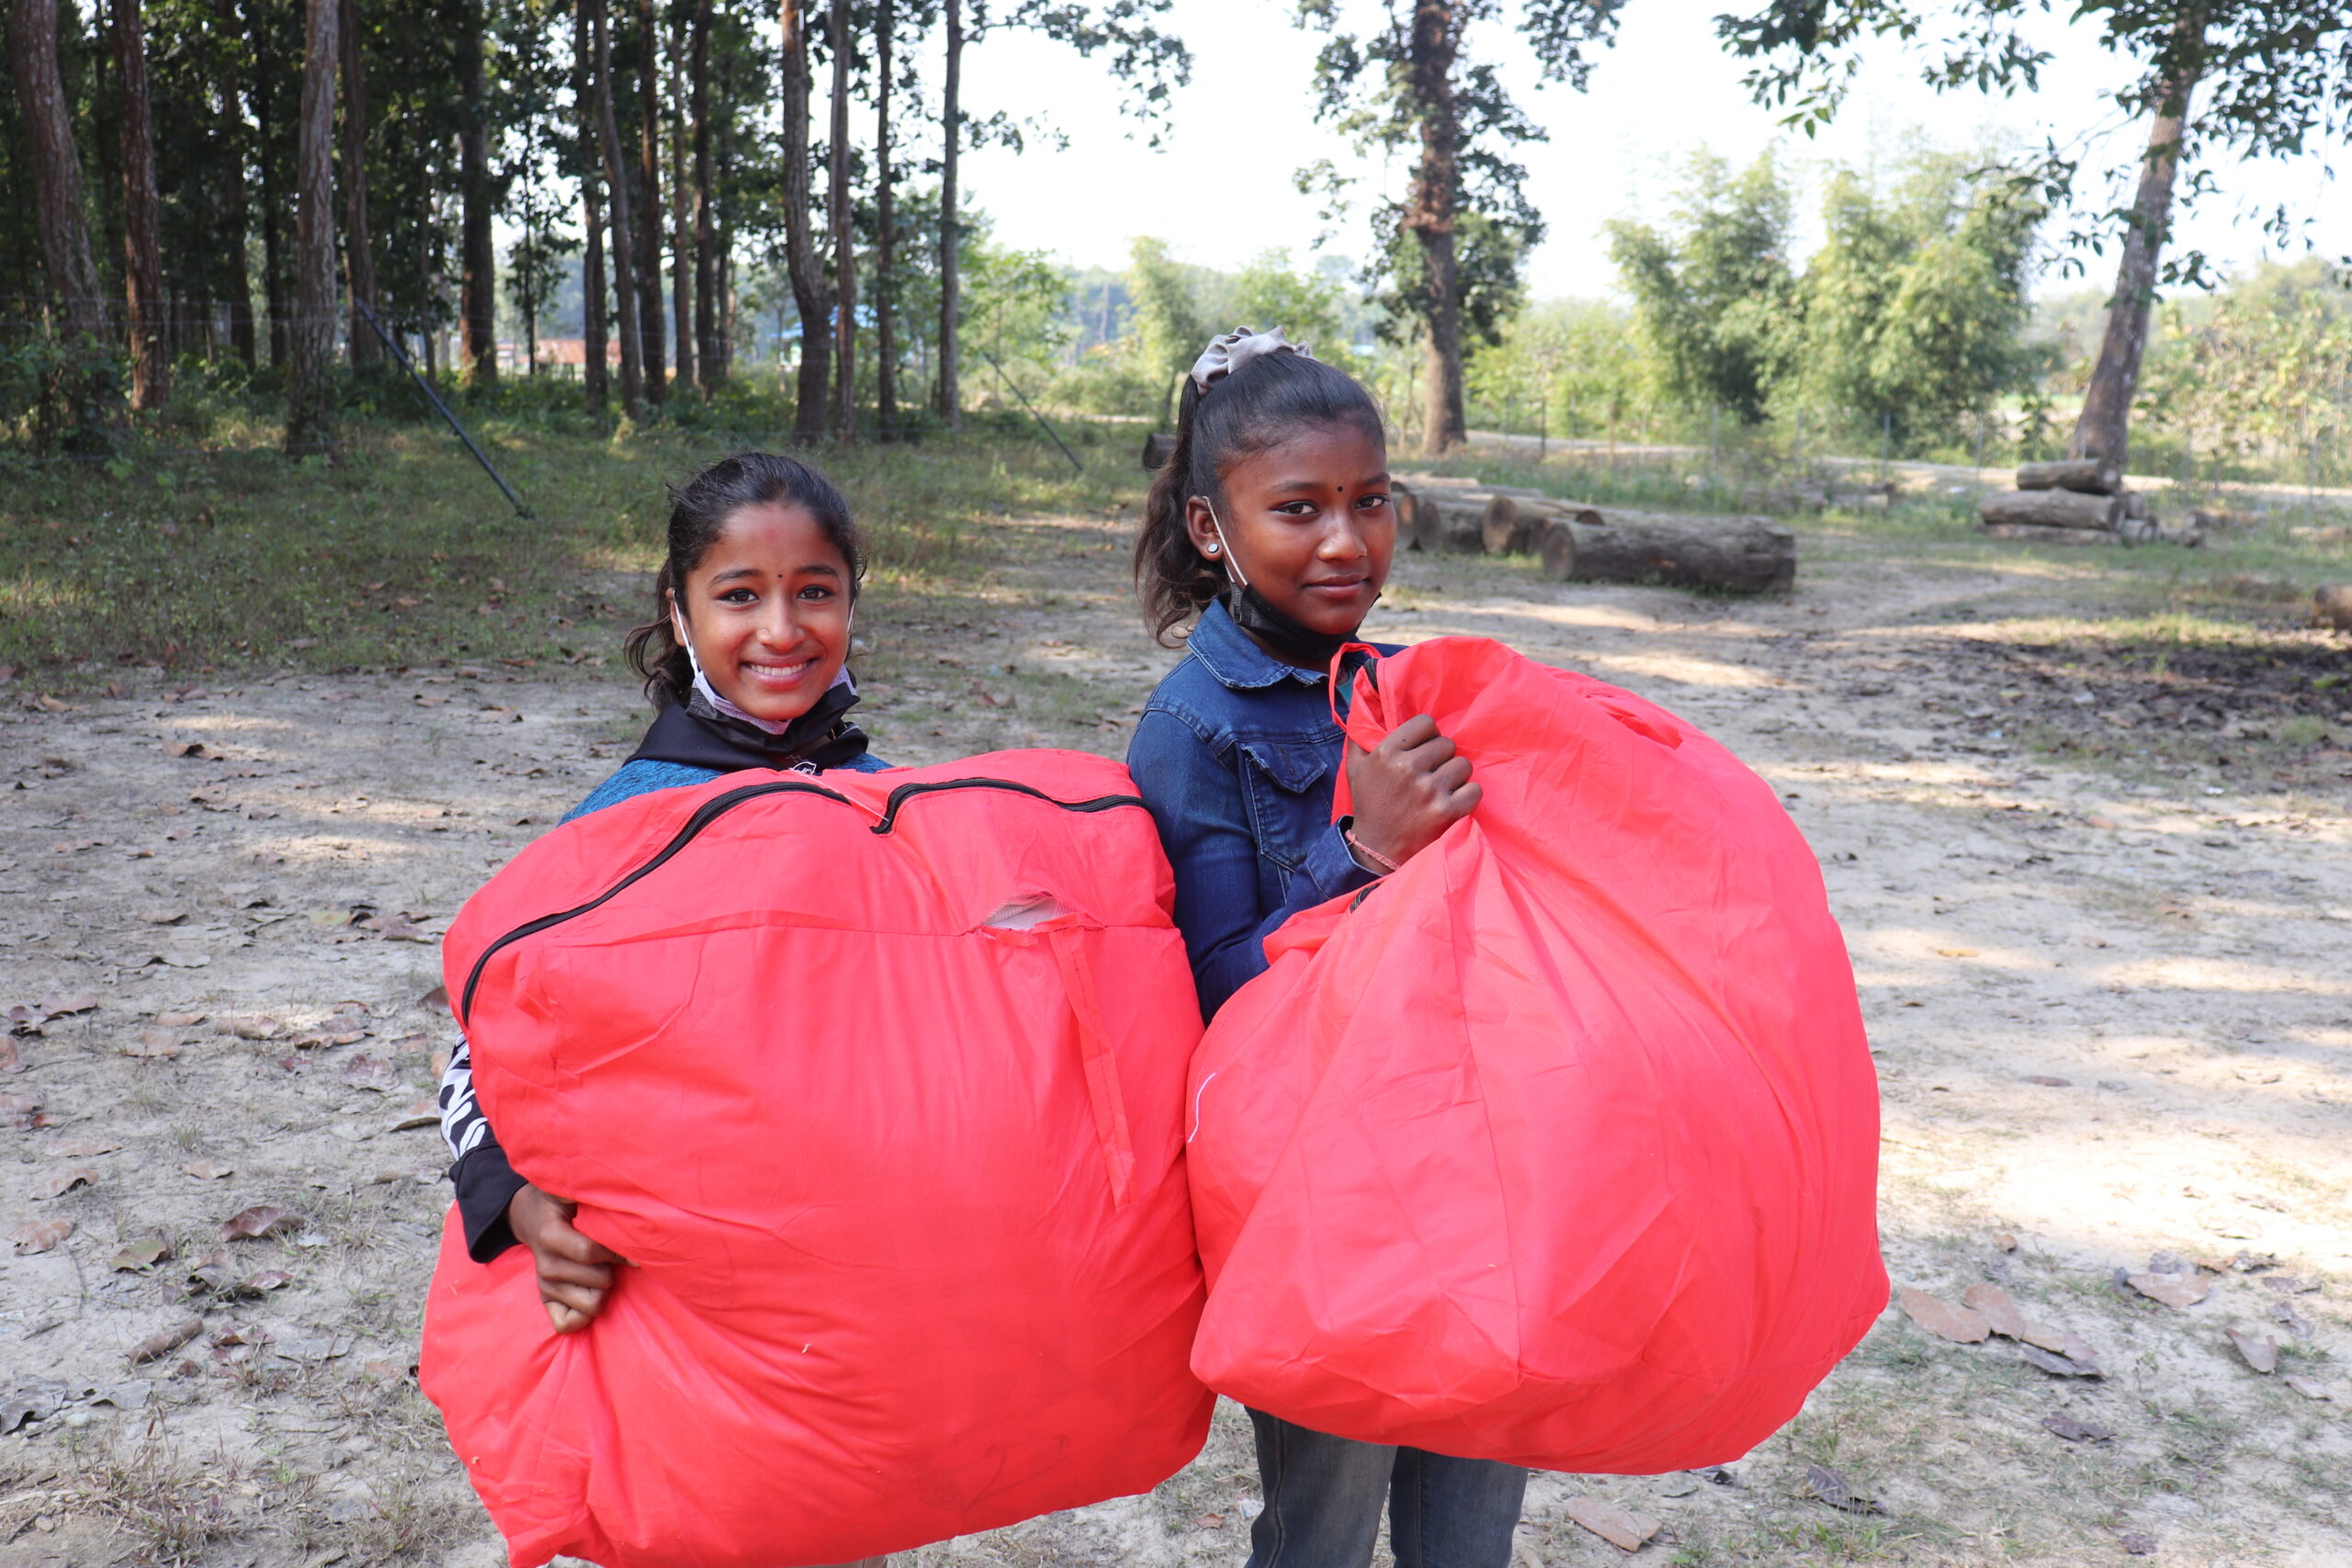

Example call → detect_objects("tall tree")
1606 150 1796 425
1303 0 1625 454
826 0 854 440
111 0 168 409
458 0 495 382
1716 1 2352 471
873 0 897 436
337 0 379 367
635 0 664 400
591 0 645 415
689 0 718 390
934 0 959 425
285 0 339 454
7 0 107 344
780 0 828 440
215 0 257 364
577 0 609 409
667 6 694 392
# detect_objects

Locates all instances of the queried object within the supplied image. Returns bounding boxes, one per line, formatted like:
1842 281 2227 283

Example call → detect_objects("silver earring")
1204 543 1219 555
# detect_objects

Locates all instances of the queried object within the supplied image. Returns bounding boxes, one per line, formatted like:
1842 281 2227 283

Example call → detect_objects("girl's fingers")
1430 756 1476 795
538 1254 617 1291
545 1301 594 1335
1383 713 1439 752
541 1278 609 1316
1446 781 1485 818
552 1231 622 1267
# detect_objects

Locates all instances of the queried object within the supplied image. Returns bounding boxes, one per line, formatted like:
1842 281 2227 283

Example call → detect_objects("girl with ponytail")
1127 333 1523 1568
439 451 894 1363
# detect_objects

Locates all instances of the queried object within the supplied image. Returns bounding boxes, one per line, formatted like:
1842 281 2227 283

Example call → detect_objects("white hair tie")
1191 326 1314 396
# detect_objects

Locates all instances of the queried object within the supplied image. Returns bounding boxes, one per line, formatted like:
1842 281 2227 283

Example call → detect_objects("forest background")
0 0 2348 485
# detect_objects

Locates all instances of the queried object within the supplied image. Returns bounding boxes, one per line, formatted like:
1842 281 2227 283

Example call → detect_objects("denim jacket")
1127 598 1396 1021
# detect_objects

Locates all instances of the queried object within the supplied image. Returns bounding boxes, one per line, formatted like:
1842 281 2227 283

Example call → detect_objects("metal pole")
355 298 531 518
978 345 1082 474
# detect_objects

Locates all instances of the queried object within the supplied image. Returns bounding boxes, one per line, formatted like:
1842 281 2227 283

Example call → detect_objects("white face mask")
669 592 855 736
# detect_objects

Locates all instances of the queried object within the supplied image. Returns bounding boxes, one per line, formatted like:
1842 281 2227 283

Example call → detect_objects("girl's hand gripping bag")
1186 637 1886 1472
422 751 1215 1568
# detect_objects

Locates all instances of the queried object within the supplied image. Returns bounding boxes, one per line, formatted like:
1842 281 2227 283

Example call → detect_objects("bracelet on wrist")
1344 827 1400 875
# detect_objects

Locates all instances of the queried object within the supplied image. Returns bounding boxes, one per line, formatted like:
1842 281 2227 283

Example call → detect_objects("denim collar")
1184 597 1332 691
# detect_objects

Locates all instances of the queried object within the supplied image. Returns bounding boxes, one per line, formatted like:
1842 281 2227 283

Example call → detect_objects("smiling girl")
437 451 892 1337
1127 333 1522 1568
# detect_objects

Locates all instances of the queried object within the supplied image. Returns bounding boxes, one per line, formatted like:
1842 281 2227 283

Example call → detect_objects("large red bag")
422 751 1214 1568
1186 637 1885 1472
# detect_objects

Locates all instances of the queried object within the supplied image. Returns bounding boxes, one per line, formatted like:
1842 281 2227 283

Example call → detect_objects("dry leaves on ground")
1564 1495 1662 1552
10 1219 73 1254
32 1167 96 1200
127 1316 203 1363
1897 1284 1989 1343
1804 1465 1883 1516
2227 1330 2278 1373
2128 1272 2211 1308
217 1204 301 1242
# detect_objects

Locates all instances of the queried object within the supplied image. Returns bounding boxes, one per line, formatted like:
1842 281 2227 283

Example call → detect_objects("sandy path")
2 515 2345 1566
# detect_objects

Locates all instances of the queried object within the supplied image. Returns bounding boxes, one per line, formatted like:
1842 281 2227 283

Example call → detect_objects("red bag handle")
1326 642 1388 824
1046 928 1137 1209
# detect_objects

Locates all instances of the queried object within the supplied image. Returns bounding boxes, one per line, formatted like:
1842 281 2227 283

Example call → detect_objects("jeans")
1243 1410 1528 1568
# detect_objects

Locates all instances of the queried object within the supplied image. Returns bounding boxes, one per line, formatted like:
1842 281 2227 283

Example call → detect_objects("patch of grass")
0 417 1141 691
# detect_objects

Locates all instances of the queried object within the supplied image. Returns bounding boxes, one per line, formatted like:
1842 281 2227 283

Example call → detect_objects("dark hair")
1133 347 1385 645
624 451 866 707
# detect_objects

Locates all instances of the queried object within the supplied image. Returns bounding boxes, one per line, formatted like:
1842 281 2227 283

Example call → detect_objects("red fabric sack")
422 751 1214 1568
1186 637 1885 1472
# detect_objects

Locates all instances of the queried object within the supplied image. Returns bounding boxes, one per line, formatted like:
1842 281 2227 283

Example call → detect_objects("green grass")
0 412 1142 690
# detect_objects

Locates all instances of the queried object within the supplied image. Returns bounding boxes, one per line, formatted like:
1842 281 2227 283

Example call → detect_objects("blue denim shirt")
1127 599 1396 1021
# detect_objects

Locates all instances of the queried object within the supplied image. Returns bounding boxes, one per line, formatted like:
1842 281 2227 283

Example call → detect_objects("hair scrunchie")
1190 326 1315 396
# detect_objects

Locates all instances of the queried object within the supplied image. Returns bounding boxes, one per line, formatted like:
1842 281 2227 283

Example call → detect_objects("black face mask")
629 677 871 773
1224 582 1359 673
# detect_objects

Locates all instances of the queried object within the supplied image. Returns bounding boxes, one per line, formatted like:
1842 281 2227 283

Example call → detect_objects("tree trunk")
1539 512 1796 592
934 0 960 427
10 0 108 346
780 0 828 442
2068 12 2206 471
690 0 717 391
255 24 286 369
459 0 494 383
337 0 378 367
1979 489 2124 531
667 8 694 393
636 0 665 401
827 0 855 442
2016 457 2120 495
284 0 340 456
576 0 607 408
873 0 896 438
111 0 167 409
591 0 644 417
1403 0 1464 456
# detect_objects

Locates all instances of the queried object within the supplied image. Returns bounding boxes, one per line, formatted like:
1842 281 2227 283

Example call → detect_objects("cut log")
1140 432 1175 471
1483 495 1601 555
1980 490 2123 531
2314 586 2352 632
2120 489 2152 521
1422 493 1492 553
2016 458 2120 496
1984 523 2121 547
1538 513 1795 593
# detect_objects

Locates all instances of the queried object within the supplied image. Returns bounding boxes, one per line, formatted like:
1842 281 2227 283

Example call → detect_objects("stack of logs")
1391 475 1797 593
1978 458 2162 544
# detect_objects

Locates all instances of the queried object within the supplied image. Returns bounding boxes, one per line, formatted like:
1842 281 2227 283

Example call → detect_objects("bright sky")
955 0 2351 302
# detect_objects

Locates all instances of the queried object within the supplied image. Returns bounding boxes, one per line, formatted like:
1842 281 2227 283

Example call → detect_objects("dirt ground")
4 507 2348 1567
